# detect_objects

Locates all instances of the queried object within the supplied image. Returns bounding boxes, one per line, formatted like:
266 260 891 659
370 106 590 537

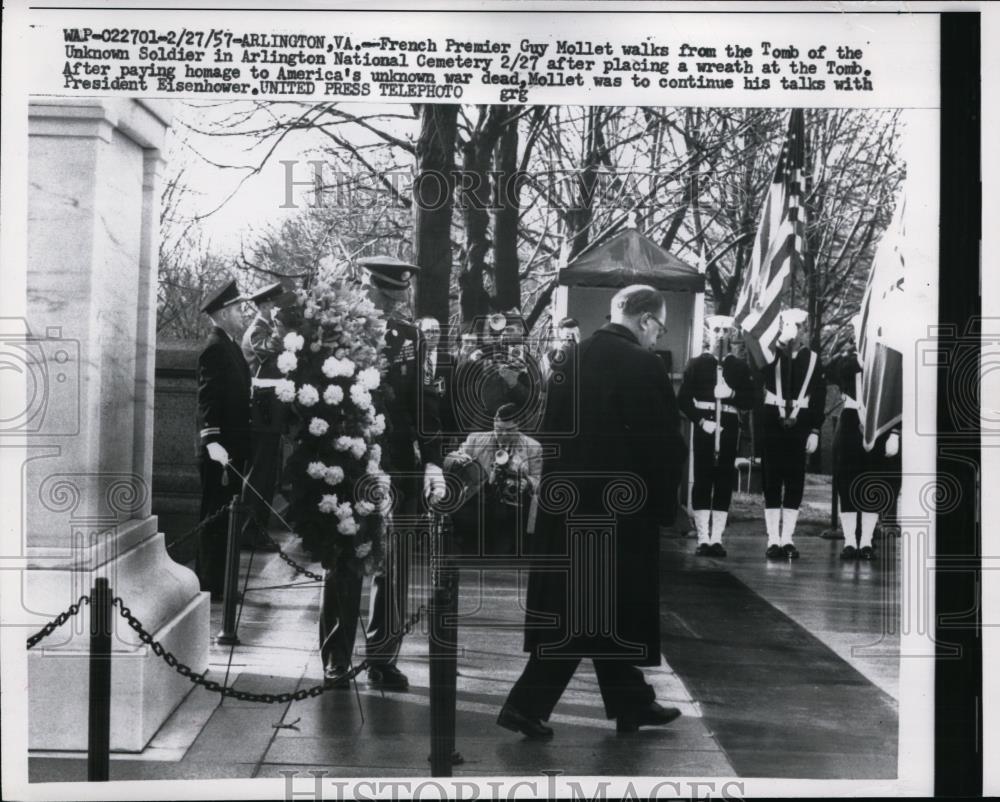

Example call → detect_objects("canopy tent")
550 227 705 379
558 228 704 293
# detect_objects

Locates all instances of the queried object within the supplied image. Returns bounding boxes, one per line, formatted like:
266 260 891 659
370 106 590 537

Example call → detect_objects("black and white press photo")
0 2 987 800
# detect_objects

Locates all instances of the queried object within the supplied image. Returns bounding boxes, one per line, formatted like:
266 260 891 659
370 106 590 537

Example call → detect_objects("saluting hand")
885 432 900 458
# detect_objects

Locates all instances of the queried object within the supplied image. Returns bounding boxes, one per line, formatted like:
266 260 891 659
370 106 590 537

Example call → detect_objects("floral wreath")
275 261 392 575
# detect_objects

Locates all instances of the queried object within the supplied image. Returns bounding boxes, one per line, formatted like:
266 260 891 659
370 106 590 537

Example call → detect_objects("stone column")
24 99 209 752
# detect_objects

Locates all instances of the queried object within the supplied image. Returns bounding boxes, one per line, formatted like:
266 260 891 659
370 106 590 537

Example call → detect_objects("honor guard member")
828 314 901 560
239 282 296 552
195 279 252 599
759 308 826 560
318 256 445 693
678 315 756 557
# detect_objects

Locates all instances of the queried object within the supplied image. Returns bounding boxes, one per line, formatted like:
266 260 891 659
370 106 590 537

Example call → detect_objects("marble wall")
25 99 209 752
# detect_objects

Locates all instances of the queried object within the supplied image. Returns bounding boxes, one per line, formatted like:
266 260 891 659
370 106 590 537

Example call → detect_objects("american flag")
858 196 906 451
733 110 808 367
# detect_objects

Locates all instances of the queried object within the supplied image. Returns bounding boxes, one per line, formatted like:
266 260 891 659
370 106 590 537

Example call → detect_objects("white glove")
423 463 446 503
206 442 229 466
700 420 718 435
805 433 819 455
885 432 900 458
713 381 734 400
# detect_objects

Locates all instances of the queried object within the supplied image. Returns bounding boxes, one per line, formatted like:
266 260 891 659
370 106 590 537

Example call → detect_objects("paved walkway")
29 491 898 782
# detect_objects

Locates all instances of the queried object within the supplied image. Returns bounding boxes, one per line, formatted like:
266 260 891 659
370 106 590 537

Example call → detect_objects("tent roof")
559 228 704 292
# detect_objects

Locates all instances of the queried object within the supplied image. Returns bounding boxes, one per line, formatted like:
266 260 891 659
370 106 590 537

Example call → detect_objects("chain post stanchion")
87 577 112 782
821 414 842 540
429 511 460 777
216 495 242 646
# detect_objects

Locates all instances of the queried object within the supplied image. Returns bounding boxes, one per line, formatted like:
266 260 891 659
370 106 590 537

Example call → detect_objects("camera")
0 319 80 436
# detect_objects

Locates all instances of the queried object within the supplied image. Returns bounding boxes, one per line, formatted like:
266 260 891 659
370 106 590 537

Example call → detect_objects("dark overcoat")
523 323 687 666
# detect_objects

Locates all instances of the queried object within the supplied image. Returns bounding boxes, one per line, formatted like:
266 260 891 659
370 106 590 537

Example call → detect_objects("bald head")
610 285 667 350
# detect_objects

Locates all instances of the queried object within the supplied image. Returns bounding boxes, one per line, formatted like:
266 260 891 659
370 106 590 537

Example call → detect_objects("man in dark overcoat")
195 279 252 599
498 285 688 739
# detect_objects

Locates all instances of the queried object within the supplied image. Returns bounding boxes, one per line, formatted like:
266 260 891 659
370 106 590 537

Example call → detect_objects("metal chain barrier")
25 595 91 649
268 539 325 582
112 595 427 704
164 503 231 558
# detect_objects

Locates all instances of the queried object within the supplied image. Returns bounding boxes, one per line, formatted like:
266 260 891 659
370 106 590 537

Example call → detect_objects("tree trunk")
492 114 522 311
458 106 506 322
413 104 458 324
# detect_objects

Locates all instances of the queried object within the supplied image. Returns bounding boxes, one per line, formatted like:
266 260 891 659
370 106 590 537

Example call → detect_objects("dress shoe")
709 542 727 558
782 543 800 559
765 544 784 560
616 701 682 733
858 545 876 561
324 665 352 689
840 545 858 560
497 704 554 740
695 543 712 557
368 664 410 691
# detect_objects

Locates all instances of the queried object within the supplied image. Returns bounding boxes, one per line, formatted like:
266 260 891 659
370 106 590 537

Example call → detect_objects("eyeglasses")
645 315 668 337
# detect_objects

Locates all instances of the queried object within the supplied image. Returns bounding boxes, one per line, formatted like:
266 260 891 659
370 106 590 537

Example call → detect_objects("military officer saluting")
758 308 826 560
239 281 295 552
195 279 252 599
678 315 756 557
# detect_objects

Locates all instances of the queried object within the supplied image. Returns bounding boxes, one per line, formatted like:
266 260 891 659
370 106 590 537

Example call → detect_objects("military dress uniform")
829 350 901 560
239 284 294 550
759 341 826 559
678 351 756 556
195 280 252 597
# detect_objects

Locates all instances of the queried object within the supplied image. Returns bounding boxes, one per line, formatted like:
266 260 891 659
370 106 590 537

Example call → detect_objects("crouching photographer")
443 403 543 556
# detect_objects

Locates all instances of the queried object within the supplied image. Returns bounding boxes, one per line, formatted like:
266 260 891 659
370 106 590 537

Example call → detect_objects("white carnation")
297 384 319 407
322 356 356 379
277 351 298 374
307 461 327 480
337 517 359 536
358 366 381 390
283 332 305 352
323 384 344 405
308 417 329 436
368 444 382 466
369 413 386 436
335 502 354 521
276 379 297 403
349 383 372 411
355 541 372 558
355 500 376 517
323 465 345 486
318 494 339 514
334 436 353 452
